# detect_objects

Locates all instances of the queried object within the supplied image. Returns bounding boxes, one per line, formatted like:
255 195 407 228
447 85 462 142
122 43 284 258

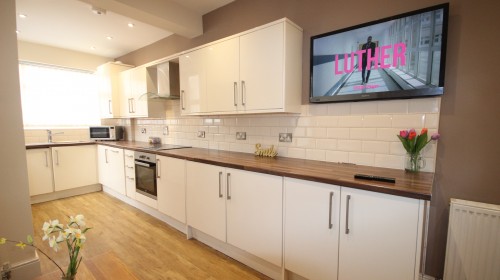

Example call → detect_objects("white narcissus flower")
56 231 65 243
71 214 86 227
48 236 59 252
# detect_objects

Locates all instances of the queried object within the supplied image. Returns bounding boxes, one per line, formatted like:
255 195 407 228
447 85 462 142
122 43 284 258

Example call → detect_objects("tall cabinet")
180 18 302 115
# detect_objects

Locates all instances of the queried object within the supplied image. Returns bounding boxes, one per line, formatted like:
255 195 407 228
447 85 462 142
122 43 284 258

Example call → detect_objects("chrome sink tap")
47 129 64 143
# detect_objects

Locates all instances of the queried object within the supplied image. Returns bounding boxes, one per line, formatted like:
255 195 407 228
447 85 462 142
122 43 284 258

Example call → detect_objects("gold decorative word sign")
254 143 278 158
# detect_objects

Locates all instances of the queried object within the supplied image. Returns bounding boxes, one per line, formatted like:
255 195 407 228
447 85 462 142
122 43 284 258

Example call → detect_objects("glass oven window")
135 163 156 196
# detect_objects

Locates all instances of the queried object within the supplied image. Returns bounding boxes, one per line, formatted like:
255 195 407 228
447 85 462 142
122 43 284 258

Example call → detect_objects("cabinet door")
338 187 421 280
179 48 207 114
205 37 240 113
239 22 284 111
157 156 186 223
186 161 226 242
26 149 54 196
284 178 340 280
52 145 98 191
226 168 283 266
129 66 148 117
97 145 125 195
96 62 132 118
119 69 133 117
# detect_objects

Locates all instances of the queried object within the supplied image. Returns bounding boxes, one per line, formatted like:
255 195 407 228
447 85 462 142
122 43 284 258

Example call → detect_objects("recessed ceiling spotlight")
106 36 113 40
91 5 106 15
127 23 135 28
19 14 27 18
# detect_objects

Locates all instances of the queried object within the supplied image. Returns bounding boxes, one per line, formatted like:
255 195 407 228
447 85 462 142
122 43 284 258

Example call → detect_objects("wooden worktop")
100 141 434 200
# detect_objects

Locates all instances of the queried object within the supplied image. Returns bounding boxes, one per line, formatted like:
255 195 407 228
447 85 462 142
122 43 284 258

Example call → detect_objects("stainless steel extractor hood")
141 61 180 100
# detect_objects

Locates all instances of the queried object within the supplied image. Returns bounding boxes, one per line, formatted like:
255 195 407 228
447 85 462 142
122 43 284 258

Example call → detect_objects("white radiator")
443 199 500 280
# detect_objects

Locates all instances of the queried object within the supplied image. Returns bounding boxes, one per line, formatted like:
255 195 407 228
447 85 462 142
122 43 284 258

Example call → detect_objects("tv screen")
310 3 449 103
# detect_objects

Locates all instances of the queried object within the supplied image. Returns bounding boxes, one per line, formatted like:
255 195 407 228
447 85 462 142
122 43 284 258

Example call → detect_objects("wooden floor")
31 192 271 280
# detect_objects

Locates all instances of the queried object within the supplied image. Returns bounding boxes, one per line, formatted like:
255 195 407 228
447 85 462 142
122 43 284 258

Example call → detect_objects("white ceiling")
15 0 233 58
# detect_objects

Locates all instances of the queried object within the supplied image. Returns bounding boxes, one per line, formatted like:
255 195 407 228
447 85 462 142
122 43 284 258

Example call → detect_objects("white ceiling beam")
78 0 203 38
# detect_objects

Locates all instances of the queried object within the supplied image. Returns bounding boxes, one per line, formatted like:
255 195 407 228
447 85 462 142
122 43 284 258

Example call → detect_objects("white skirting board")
443 199 500 280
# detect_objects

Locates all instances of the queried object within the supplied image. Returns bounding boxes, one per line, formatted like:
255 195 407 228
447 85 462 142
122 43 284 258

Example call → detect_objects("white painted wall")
0 0 40 277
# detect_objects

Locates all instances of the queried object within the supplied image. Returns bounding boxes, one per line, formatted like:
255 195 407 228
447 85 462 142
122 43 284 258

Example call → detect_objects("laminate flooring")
31 192 271 280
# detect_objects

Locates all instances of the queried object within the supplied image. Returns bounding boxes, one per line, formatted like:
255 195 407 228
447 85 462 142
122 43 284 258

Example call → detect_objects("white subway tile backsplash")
351 102 378 115
408 97 441 113
391 114 425 128
327 103 351 115
349 128 377 140
316 139 338 150
122 99 440 172
348 152 375 166
307 127 327 138
377 99 409 114
327 128 350 139
337 140 362 152
326 150 349 163
339 116 364 127
306 149 326 161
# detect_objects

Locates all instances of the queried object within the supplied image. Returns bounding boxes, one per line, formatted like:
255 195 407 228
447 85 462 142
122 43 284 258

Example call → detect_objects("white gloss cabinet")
284 178 340 280
26 148 54 196
157 156 186 223
179 18 302 115
186 161 283 266
52 145 98 191
338 187 422 280
96 62 133 118
97 145 125 195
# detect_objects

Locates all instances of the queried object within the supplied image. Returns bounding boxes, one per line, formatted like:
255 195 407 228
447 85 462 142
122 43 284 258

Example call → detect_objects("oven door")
134 160 157 199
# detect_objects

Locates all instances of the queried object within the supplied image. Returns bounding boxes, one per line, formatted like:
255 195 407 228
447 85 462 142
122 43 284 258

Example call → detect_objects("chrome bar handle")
218 171 223 198
226 173 231 200
55 150 59 165
233 82 238 106
241 80 246 106
131 98 135 113
44 151 49 167
108 99 112 114
329 191 334 229
345 195 351 234
105 149 108 163
181 90 186 110
128 98 132 113
156 159 161 179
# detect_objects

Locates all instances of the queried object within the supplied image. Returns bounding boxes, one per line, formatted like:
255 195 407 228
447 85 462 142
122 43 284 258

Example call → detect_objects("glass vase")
405 152 425 172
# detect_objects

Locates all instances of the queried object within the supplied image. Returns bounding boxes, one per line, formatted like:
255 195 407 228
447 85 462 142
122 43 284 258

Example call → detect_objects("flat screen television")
310 3 449 103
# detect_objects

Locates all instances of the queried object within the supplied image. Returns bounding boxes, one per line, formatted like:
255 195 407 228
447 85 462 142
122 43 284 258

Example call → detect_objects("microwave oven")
89 126 124 141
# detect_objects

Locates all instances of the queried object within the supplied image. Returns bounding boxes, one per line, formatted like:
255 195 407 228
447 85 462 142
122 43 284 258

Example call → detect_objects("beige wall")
0 0 40 277
117 0 500 278
18 41 111 71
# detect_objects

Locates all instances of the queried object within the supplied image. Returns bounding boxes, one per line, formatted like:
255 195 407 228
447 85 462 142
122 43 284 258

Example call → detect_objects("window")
19 62 100 128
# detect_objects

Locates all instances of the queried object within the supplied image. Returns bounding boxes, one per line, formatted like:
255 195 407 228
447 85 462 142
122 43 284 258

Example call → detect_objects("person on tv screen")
361 36 376 84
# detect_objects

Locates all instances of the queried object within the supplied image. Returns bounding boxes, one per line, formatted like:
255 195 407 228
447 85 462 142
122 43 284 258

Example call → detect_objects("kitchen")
1 0 500 280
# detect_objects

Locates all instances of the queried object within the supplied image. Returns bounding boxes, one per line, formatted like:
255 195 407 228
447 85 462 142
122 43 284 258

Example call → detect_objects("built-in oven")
134 151 157 199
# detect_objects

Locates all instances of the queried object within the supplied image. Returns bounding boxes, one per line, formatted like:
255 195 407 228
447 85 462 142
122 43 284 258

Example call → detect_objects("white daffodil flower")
73 214 86 227
56 231 65 243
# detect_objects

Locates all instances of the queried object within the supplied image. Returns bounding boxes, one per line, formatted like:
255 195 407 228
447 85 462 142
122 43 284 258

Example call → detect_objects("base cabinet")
186 161 283 266
157 156 186 223
26 148 54 196
284 178 340 280
97 145 125 195
284 177 423 280
52 145 98 191
124 149 136 199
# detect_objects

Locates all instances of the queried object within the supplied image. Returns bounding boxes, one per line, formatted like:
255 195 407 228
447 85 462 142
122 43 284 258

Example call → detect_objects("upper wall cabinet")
96 62 133 118
119 66 167 119
179 18 303 115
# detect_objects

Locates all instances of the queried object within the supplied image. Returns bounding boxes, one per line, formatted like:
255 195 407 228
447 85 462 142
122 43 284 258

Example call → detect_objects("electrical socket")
236 132 246 140
279 133 293 142
197 131 205 138
163 126 169 136
141 128 147 134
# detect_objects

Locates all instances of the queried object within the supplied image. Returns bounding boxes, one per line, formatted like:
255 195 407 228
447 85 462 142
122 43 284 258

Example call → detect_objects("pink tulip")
431 133 440 140
400 130 409 138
